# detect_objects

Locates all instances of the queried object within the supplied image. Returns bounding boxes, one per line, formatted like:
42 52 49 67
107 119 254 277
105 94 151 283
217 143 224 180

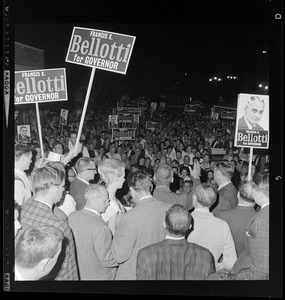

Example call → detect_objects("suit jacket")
211 182 238 217
238 116 264 130
231 205 269 279
153 185 188 208
68 208 118 280
219 205 257 257
69 177 88 210
112 196 171 280
20 197 79 280
136 238 216 280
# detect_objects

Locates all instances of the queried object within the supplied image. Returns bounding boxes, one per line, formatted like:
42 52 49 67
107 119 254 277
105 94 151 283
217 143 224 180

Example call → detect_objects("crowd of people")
14 101 269 281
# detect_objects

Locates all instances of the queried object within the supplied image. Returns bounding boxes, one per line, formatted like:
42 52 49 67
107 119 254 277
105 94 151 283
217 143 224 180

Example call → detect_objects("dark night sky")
13 0 272 103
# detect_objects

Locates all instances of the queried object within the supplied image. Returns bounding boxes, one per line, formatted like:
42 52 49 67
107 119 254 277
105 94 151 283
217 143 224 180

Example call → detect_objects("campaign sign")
112 128 136 141
184 104 197 113
145 121 162 131
108 115 118 129
113 107 142 116
15 68 68 104
59 109 69 126
117 113 139 124
66 27 136 74
234 93 269 149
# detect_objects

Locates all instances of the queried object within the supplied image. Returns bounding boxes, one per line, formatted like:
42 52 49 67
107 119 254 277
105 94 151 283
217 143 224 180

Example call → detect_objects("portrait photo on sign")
59 109 69 126
236 93 269 131
234 93 269 149
108 115 118 129
17 125 31 144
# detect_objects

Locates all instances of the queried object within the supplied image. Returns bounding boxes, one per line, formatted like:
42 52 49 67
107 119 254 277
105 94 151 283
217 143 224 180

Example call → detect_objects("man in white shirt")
187 183 237 271
14 143 33 206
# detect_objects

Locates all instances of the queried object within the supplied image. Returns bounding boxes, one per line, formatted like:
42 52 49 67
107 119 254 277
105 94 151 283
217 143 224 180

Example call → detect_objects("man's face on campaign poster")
20 126 28 136
62 110 67 118
244 98 265 126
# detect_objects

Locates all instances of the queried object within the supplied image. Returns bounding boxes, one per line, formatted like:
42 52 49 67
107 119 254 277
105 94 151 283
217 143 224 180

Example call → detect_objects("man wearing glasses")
69 157 97 210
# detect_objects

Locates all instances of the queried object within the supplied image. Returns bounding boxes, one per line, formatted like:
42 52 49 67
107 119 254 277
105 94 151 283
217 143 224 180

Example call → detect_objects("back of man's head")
84 183 107 208
214 161 234 179
75 157 94 174
193 183 217 208
15 226 64 269
15 143 32 161
31 165 65 195
127 169 153 194
165 204 191 237
238 179 255 205
252 169 269 199
155 163 173 185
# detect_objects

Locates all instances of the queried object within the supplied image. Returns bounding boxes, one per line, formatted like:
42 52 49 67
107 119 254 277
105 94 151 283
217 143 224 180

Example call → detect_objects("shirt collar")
194 207 211 213
14 168 27 176
165 235 185 240
77 177 90 185
238 203 254 207
33 198 52 210
14 265 26 281
217 181 231 191
139 195 153 202
244 117 253 129
261 203 269 209
84 207 101 216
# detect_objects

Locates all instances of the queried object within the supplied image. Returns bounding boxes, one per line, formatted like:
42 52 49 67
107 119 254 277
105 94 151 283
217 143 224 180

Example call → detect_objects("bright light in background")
258 83 269 90
209 76 223 82
227 75 238 80
262 50 267 54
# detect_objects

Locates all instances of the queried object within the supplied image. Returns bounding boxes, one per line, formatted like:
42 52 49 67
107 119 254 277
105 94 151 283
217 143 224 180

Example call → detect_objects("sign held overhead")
66 27 136 74
15 68 68 104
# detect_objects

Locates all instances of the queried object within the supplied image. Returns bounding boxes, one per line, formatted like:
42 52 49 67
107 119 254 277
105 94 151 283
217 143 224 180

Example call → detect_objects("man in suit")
238 95 265 130
68 184 118 280
111 170 171 280
218 179 257 257
136 204 216 280
208 170 269 280
231 169 269 279
211 161 238 217
69 157 97 210
153 163 188 208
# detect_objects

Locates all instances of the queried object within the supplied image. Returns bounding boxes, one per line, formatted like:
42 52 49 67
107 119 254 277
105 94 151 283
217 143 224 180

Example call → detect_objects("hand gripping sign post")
234 93 269 179
14 68 68 158
66 27 136 151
